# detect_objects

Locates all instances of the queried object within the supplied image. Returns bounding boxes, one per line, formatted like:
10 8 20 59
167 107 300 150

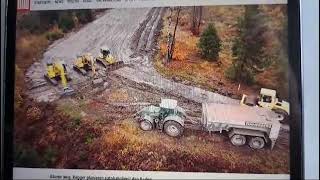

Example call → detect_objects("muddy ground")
15 73 290 173
26 7 238 105
16 7 290 173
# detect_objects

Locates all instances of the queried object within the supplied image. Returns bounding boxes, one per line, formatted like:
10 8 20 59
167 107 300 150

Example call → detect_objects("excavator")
73 53 107 87
73 53 96 76
95 47 124 69
44 59 75 95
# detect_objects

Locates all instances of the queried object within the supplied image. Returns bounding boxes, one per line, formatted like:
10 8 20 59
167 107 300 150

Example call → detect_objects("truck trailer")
135 99 283 150
201 103 282 149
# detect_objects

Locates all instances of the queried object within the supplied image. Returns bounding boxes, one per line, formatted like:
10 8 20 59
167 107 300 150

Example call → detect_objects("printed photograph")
14 5 290 173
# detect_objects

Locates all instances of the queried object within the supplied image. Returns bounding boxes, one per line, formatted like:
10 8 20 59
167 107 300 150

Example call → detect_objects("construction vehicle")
73 53 96 76
240 88 290 120
44 60 75 95
135 99 283 150
95 47 124 69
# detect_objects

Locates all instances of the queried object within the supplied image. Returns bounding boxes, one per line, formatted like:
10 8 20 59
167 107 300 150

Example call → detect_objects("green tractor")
135 99 186 137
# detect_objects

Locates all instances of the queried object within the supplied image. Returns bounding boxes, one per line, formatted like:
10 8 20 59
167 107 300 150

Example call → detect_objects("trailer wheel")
164 121 183 137
248 137 265 149
139 120 153 131
230 134 246 146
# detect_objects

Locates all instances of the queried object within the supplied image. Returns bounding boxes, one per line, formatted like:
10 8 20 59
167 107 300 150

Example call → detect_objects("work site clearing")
14 6 290 173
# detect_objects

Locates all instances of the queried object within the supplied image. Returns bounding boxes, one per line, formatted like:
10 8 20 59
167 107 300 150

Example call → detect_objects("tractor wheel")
139 120 153 131
274 109 289 123
230 134 246 146
248 137 265 149
164 121 183 137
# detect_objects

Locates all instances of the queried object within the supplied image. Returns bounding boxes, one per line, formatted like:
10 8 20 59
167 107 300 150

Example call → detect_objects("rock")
92 78 104 87
103 82 110 89
80 111 87 117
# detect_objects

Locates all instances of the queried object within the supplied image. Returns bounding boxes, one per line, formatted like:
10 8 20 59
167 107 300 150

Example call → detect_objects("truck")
241 88 290 121
135 99 283 150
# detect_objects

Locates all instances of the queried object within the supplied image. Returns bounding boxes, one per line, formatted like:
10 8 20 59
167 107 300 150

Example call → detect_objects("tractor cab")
100 47 111 58
159 99 186 118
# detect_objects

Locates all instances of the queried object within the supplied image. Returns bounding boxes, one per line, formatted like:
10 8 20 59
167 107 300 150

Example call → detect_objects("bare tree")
191 6 197 33
197 7 203 33
166 7 181 63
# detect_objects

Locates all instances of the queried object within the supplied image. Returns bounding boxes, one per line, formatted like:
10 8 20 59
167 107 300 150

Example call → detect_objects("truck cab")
241 88 290 120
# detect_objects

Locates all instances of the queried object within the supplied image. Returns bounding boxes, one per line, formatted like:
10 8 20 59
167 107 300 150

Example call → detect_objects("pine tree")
226 5 269 84
198 23 221 61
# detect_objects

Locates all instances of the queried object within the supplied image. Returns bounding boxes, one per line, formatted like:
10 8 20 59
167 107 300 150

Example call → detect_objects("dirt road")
26 7 238 105
26 8 152 102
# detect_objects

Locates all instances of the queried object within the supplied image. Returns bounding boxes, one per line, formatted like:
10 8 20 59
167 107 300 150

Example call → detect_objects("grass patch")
88 119 289 173
84 132 96 145
43 146 58 167
154 6 289 98
45 26 64 41
14 144 44 167
57 99 86 127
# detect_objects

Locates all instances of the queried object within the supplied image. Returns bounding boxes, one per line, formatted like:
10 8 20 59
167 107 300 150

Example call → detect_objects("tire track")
137 8 161 52
26 8 152 102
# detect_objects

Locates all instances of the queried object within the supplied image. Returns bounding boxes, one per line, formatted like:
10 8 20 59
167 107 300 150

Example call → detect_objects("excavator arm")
55 62 75 95
89 55 96 76
60 68 68 89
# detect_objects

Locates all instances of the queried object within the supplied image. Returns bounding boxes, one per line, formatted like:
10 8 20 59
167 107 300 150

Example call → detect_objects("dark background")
0 0 311 179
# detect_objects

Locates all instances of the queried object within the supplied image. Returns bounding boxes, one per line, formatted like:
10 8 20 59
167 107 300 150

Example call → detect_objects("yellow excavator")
95 47 124 69
73 53 96 76
44 60 75 95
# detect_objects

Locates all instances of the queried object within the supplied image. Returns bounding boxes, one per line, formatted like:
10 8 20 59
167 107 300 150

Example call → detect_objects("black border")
2 0 303 179
2 0 17 179
287 0 304 179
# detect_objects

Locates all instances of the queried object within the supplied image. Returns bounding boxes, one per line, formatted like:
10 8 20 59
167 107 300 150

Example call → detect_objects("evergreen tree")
226 5 269 84
198 23 221 61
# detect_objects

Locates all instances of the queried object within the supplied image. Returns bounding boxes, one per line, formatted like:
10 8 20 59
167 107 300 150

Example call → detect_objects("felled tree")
226 5 269 84
198 23 221 61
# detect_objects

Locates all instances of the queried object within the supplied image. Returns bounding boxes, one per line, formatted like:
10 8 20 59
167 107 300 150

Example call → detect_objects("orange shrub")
173 41 190 61
26 106 42 123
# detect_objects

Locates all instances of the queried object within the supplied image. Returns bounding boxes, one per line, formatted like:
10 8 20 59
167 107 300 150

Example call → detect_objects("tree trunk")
164 8 173 64
197 7 203 34
191 6 197 34
191 6 202 35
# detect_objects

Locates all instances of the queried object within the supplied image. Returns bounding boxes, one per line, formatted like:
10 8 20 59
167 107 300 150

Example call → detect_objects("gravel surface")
25 7 239 105
26 8 151 102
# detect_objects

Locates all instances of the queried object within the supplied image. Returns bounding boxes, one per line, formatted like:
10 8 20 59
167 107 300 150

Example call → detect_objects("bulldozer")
44 60 75 95
240 88 290 121
95 47 124 69
73 53 96 76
